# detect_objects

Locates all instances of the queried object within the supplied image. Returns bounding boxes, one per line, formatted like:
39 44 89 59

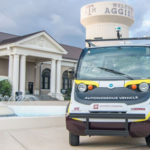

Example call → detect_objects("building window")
42 68 50 89
62 70 72 90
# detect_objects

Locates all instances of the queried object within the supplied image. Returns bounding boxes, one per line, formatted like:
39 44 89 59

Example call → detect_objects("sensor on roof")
115 27 121 32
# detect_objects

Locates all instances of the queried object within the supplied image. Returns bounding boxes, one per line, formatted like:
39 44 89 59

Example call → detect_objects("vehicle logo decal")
109 83 113 88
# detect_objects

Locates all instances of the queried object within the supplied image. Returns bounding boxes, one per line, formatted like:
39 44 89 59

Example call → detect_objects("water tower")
81 1 134 46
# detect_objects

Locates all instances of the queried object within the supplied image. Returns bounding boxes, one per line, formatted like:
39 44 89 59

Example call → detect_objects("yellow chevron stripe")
125 79 150 87
67 103 81 121
135 112 150 122
75 80 99 87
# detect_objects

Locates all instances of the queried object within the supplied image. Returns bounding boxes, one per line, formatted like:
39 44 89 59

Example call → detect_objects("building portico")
0 31 68 100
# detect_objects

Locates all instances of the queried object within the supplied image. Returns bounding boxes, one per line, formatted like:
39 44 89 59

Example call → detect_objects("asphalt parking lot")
0 117 149 150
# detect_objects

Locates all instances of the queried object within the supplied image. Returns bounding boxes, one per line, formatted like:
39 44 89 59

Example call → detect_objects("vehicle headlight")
139 83 149 92
78 83 87 92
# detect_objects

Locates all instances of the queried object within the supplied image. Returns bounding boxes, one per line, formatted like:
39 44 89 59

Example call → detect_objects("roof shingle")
61 44 82 60
0 32 18 42
0 31 44 46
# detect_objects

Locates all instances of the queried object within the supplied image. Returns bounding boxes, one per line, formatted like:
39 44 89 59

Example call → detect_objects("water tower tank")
81 1 134 44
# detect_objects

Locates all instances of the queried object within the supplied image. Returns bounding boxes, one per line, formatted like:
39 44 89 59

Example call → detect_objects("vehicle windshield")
77 46 150 80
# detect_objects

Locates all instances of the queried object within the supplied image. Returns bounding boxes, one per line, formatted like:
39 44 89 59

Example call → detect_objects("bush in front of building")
64 88 72 100
0 80 12 97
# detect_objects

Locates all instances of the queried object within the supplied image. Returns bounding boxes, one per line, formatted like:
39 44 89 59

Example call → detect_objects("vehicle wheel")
69 132 79 146
145 135 150 147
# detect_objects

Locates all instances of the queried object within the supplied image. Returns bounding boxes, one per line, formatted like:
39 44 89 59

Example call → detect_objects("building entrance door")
28 82 34 94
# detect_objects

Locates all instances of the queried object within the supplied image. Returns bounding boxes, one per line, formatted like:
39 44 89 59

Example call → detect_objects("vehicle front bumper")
66 113 150 137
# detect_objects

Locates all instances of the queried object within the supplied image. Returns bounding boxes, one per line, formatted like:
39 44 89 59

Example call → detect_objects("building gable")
16 32 67 55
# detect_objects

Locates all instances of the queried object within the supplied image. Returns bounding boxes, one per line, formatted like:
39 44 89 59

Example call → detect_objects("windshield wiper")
97 67 134 80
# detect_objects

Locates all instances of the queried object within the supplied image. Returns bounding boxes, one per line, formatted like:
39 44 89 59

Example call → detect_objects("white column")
56 60 61 93
8 55 13 82
20 55 26 96
12 54 20 97
56 60 64 100
50 59 56 96
34 63 40 95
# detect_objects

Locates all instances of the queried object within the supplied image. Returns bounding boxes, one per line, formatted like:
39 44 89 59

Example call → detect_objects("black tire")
145 135 150 147
69 132 79 146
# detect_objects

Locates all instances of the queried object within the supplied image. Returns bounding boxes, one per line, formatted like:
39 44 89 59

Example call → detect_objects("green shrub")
0 80 12 97
64 88 72 101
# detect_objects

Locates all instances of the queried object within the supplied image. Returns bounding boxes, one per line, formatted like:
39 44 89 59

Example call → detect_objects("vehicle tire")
69 132 79 146
145 135 150 147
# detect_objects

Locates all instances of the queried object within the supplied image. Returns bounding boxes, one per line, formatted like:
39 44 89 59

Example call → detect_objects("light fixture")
78 83 87 92
139 83 149 92
88 85 94 90
131 84 137 90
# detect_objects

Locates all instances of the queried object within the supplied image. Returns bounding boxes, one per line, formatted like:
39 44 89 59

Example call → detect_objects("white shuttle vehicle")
66 37 150 147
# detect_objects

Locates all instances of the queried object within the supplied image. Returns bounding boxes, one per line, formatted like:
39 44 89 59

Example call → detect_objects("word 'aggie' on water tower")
80 1 134 40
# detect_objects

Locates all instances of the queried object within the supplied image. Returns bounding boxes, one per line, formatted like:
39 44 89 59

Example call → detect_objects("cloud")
48 13 84 45
0 0 149 47
50 14 62 24
142 20 150 27
50 14 83 37
0 13 17 34
126 0 150 37
0 13 16 29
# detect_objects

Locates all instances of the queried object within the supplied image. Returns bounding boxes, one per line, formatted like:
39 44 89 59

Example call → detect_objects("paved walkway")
0 101 149 150
0 117 149 150
1 100 69 106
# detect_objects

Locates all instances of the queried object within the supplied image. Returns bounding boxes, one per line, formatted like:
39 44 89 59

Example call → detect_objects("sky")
0 0 150 48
